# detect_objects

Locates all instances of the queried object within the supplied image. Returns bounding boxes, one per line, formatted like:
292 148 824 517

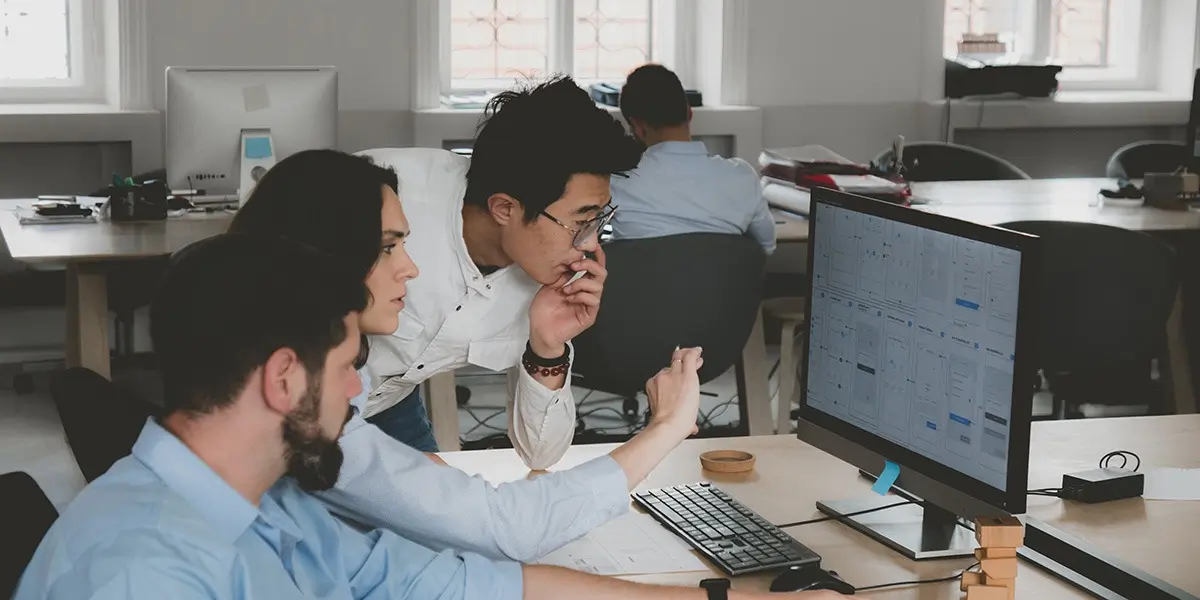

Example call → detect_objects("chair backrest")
51 367 160 482
571 233 766 396
999 221 1178 374
0 471 57 598
1105 141 1187 180
873 141 1031 182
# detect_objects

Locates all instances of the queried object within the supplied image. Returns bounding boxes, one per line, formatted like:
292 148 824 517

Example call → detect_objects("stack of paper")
536 513 708 576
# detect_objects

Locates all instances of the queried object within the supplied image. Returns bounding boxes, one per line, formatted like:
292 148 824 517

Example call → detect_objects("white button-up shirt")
355 148 576 470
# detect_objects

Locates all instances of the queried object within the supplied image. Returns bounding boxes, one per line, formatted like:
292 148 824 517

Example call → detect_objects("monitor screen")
804 196 1022 491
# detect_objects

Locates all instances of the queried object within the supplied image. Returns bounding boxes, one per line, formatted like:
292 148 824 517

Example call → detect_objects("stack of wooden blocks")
960 516 1023 600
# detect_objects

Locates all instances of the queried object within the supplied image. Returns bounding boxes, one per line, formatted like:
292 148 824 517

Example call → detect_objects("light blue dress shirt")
609 141 776 254
315 370 630 562
14 419 524 600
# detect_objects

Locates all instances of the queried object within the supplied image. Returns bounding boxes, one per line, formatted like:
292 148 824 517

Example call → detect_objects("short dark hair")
230 149 399 285
620 64 688 128
464 75 644 222
151 233 368 415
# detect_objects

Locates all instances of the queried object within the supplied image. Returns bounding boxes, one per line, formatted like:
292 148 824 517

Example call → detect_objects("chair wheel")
455 385 471 407
13 373 35 395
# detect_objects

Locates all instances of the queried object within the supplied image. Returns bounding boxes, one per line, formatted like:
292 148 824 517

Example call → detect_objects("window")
943 0 1153 90
442 0 674 97
0 0 105 103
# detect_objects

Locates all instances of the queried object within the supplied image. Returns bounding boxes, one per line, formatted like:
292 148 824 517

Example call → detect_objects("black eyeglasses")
540 204 618 248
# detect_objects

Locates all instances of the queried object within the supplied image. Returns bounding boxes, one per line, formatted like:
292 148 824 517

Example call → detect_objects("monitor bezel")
799 186 1039 515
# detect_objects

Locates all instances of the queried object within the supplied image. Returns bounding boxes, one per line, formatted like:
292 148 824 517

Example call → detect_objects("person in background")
231 149 717 563
356 75 644 471
610 64 776 254
14 233 844 600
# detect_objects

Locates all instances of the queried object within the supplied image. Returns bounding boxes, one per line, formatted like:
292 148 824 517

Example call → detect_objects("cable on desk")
1100 450 1141 472
774 499 916 529
854 562 979 594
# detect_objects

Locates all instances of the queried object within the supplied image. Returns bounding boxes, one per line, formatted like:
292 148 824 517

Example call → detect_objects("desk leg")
425 371 461 451
1166 289 1196 414
65 264 110 379
736 309 774 436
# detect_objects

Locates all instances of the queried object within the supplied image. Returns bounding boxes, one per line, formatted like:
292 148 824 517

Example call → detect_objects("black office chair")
1000 221 1179 418
571 233 767 433
1105 141 1187 180
51 367 160 482
873 141 1031 182
0 471 58 598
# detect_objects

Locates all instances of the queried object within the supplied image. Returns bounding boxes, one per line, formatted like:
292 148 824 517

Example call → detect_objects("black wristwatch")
699 578 731 600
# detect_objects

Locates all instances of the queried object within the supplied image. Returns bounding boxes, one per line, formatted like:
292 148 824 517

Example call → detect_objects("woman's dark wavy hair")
229 149 399 370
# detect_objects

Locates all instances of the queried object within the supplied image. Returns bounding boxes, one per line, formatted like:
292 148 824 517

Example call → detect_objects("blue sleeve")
338 522 524 600
745 174 778 255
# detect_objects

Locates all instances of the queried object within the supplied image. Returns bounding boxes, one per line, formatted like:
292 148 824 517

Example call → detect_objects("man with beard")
13 233 844 600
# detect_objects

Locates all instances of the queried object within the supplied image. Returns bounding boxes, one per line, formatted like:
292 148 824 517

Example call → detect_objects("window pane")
573 0 650 81
450 0 549 84
0 0 69 80
943 0 1023 59
1049 0 1109 67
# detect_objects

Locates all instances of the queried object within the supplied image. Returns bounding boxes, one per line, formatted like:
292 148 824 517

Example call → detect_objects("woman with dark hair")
228 149 434 449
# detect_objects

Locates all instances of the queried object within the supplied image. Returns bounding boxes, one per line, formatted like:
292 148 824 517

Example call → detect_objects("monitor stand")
815 494 979 560
239 128 277 207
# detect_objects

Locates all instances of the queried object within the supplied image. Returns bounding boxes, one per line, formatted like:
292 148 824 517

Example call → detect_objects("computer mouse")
769 566 856 595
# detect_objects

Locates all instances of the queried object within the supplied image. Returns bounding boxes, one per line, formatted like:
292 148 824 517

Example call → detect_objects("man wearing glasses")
315 77 677 562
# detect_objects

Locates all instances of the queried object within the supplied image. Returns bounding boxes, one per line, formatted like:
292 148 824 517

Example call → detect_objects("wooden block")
974 516 1024 548
975 546 1018 560
983 575 1016 589
966 584 1013 600
979 557 1019 579
960 571 983 592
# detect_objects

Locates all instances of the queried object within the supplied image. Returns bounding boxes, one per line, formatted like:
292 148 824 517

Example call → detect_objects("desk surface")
0 199 232 264
441 415 1200 597
912 178 1200 232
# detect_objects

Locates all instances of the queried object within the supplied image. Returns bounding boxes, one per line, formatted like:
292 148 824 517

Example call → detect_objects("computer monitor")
165 66 338 205
797 187 1039 560
1187 68 1200 174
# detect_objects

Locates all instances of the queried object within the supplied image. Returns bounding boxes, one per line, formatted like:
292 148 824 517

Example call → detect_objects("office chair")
571 233 766 435
1000 221 1179 418
872 141 1031 182
0 471 58 598
1105 141 1187 180
51 367 160 482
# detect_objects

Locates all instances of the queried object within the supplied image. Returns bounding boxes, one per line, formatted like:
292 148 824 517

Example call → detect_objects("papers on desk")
13 207 97 225
536 513 708 576
1142 468 1200 500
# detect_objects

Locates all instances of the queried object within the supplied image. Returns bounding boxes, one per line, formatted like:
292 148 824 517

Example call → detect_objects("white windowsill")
0 103 157 115
936 90 1191 130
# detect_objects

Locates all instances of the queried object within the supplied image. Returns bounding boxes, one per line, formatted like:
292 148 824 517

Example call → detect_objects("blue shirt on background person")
608 140 777 254
13 419 523 600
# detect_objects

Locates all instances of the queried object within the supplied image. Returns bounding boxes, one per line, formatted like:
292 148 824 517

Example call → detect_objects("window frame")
0 0 108 103
437 0 692 99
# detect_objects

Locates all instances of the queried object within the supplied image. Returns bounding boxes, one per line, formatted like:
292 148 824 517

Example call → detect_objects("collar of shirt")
130 418 262 544
645 140 709 156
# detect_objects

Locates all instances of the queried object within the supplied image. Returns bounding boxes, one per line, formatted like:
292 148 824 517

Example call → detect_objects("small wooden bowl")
700 450 756 473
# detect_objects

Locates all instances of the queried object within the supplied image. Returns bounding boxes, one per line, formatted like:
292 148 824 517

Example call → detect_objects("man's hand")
645 347 704 436
528 247 608 357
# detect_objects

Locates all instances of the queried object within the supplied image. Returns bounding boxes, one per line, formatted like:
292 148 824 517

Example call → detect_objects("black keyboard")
633 482 821 576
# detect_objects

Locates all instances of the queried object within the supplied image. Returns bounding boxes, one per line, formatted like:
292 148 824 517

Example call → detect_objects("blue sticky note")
871 461 900 496
245 137 273 159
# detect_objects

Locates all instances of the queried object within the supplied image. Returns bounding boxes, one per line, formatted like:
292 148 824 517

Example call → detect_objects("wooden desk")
442 416 1199 597
0 200 232 377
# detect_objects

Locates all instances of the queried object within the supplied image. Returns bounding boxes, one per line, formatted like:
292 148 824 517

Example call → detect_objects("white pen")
563 269 587 288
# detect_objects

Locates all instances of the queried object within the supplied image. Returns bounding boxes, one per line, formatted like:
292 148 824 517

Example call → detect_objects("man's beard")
282 381 345 492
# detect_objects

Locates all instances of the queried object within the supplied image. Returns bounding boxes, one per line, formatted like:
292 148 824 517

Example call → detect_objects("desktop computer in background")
797 187 1039 560
165 66 338 205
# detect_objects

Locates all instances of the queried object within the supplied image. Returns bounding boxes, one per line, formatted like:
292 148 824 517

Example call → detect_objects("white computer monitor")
165 66 338 205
